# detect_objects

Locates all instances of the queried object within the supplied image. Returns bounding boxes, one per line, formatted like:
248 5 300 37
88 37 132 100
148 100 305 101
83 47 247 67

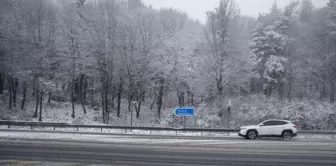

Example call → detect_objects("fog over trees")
0 0 336 129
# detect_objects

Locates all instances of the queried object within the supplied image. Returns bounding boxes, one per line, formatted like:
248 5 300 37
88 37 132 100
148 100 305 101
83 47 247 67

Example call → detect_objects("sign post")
131 101 136 127
174 108 194 128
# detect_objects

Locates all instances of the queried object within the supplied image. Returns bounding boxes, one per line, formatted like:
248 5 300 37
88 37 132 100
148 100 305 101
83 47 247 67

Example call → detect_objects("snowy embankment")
0 130 219 144
0 93 336 130
0 129 335 142
0 125 238 137
0 98 177 127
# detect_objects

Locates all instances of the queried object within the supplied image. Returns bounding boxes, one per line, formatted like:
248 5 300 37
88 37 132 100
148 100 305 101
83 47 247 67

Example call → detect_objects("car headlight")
239 128 246 133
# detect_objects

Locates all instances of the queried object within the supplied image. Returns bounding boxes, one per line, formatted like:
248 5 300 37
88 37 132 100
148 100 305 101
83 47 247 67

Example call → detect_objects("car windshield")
257 121 267 125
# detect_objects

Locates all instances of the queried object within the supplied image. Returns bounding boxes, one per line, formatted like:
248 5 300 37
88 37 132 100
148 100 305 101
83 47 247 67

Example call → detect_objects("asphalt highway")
0 131 336 166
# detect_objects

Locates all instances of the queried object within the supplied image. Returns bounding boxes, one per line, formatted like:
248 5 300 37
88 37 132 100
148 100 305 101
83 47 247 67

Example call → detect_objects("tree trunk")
187 91 191 106
136 100 141 119
101 82 105 124
278 81 284 101
83 79 87 104
91 81 94 108
8 77 12 109
257 79 262 97
320 75 327 100
48 91 51 104
227 105 231 128
141 90 145 102
330 79 335 103
150 94 156 110
79 75 83 100
304 77 308 99
104 82 109 123
111 85 115 109
80 74 86 114
71 81 75 118
177 91 180 107
0 72 4 94
83 86 87 104
216 74 223 96
309 76 314 97
249 78 254 93
181 92 185 106
39 91 43 122
191 92 194 106
136 92 142 119
21 81 26 110
117 82 122 117
187 91 194 106
81 91 87 114
32 79 36 97
128 94 133 112
265 84 272 98
71 35 76 117
33 84 39 118
12 78 18 107
177 91 184 107
287 76 293 101
156 78 164 120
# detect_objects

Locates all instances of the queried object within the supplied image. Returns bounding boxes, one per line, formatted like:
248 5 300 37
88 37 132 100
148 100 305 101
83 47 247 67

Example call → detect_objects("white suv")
238 120 298 140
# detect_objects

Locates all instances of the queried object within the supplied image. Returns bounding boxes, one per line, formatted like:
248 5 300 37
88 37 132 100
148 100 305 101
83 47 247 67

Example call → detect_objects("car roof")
265 119 292 123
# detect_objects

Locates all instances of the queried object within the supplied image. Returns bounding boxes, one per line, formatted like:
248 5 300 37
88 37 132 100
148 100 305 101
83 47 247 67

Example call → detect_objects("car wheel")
283 131 292 140
246 130 257 140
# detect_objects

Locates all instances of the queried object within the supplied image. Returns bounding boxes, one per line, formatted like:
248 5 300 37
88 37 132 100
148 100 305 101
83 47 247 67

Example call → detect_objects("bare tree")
204 0 238 124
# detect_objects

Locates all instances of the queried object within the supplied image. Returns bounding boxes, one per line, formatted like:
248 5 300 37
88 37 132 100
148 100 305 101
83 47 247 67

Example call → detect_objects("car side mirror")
259 124 264 127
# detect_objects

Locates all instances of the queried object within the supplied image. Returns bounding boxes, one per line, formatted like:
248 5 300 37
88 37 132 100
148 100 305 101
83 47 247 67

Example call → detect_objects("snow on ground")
0 98 185 127
0 130 336 146
1 93 336 130
1 125 335 140
0 130 237 144
0 125 239 137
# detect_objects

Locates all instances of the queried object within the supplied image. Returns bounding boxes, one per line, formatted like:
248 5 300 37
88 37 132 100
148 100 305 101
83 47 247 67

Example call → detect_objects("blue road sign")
174 108 194 116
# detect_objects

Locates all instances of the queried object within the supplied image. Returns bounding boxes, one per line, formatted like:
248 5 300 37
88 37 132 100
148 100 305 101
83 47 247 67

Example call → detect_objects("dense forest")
0 0 336 129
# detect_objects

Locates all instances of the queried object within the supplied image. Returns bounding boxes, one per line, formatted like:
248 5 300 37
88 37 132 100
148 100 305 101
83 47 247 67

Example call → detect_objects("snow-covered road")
0 130 336 166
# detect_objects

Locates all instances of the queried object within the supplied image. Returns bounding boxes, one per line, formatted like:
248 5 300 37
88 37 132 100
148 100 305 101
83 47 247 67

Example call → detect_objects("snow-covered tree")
202 0 239 126
328 0 336 37
300 0 314 22
250 1 299 99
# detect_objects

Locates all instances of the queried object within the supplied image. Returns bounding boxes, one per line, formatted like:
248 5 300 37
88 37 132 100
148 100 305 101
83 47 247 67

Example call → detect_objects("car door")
258 120 274 136
271 121 288 135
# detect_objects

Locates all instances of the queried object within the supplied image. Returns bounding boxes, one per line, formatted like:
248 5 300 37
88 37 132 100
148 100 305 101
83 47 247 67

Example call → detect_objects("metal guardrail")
0 120 335 138
0 120 237 134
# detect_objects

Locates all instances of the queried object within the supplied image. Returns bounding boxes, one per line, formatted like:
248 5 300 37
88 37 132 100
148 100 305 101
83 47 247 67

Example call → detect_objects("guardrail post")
176 130 177 135
101 128 103 132
332 134 334 139
77 127 79 131
30 124 33 130
125 129 127 133
149 130 152 135
228 132 230 136
53 126 55 131
8 123 10 129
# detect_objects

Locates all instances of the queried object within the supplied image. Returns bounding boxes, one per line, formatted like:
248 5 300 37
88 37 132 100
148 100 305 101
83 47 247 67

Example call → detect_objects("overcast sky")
143 0 328 23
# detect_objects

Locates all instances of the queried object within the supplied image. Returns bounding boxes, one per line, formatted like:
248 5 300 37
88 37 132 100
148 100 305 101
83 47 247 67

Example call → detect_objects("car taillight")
293 126 297 128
